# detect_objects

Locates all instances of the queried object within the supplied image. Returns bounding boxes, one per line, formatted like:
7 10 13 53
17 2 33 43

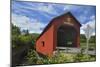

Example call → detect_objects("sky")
11 1 96 35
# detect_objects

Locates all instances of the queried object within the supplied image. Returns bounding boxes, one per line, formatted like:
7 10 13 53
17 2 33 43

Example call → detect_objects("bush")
25 48 96 65
12 35 34 49
73 53 95 62
26 49 39 64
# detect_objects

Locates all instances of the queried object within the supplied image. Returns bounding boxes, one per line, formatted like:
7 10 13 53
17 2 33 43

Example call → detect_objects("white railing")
54 47 96 55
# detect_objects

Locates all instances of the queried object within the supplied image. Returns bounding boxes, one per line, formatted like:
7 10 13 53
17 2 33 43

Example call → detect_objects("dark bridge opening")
57 25 77 47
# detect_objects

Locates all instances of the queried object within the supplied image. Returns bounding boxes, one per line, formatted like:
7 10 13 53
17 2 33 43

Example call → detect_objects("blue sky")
11 1 96 35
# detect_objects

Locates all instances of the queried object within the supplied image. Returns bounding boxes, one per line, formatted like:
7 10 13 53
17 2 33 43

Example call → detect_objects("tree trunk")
86 39 89 55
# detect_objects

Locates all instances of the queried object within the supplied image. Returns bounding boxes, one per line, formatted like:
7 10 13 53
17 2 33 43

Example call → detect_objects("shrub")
25 49 39 64
25 50 96 65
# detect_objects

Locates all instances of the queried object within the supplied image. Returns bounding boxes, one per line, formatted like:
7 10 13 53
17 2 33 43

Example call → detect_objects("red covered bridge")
36 12 81 56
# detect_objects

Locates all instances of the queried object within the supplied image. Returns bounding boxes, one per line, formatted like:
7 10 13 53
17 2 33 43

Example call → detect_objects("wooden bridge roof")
36 12 81 41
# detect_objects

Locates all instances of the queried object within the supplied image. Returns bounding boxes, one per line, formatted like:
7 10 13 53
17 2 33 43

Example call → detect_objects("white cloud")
79 15 87 23
37 4 57 15
14 3 57 15
90 15 95 20
64 5 73 11
12 14 47 33
80 15 96 36
80 29 85 34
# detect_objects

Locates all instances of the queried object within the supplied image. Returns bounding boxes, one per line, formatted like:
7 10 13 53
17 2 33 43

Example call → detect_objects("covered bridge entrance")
57 25 77 47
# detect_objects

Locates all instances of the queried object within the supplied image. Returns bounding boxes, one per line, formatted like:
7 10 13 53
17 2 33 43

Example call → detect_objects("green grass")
80 43 96 50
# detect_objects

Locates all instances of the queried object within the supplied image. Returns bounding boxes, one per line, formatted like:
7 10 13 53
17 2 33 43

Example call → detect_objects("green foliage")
73 49 96 62
80 34 96 43
26 49 39 64
11 24 21 49
12 35 19 49
89 36 96 43
80 34 86 43
22 29 29 35
73 53 95 62
18 35 32 44
25 49 95 65
30 33 40 41
11 23 37 65
80 43 96 50
12 35 33 49
11 23 20 35
11 23 35 49
25 50 73 64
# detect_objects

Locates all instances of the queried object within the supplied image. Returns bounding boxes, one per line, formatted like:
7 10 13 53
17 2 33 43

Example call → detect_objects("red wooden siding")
36 12 81 56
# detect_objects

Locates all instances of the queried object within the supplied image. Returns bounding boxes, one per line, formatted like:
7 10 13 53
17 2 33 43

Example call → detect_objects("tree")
11 23 21 35
21 29 29 35
11 23 21 48
83 24 94 55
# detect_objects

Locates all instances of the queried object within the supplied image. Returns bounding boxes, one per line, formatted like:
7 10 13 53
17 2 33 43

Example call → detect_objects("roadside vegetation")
11 24 96 66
